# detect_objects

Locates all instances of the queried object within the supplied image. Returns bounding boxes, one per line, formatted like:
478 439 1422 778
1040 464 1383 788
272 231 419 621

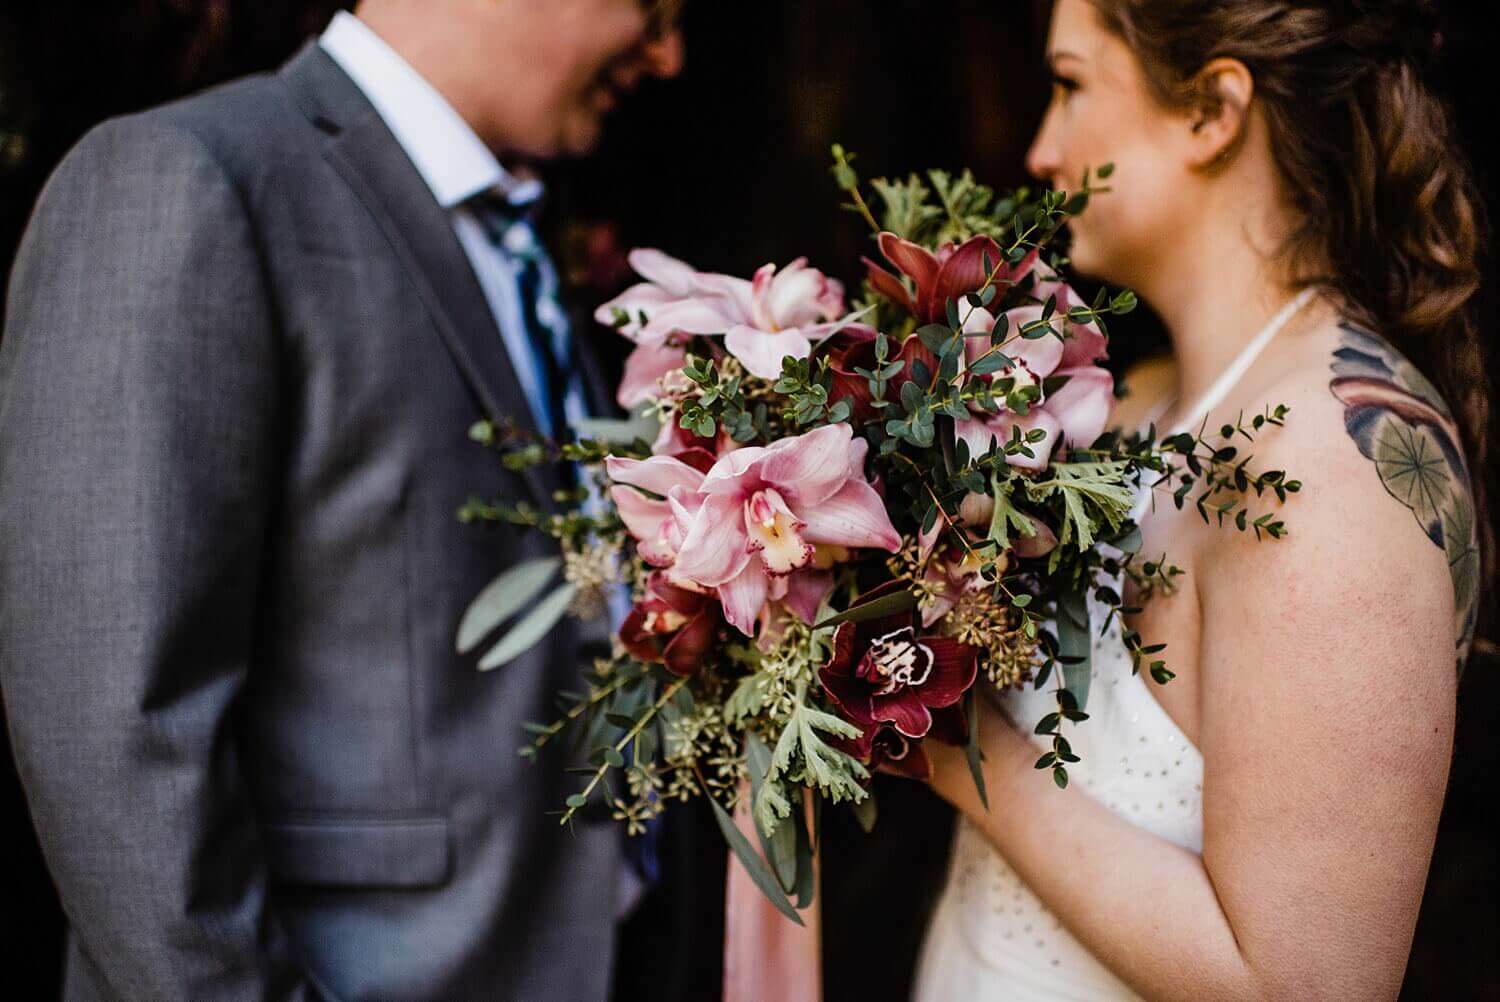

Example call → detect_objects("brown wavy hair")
1089 0 1493 615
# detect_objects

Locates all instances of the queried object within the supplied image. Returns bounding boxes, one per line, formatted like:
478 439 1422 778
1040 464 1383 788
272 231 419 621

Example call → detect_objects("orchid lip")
743 488 814 576
857 627 935 697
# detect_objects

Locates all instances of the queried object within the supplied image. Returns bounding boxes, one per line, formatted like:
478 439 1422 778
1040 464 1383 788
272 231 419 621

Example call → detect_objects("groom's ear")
1183 57 1255 170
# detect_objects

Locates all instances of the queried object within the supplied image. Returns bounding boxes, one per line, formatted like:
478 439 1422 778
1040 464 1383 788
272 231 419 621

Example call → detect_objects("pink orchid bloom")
865 232 1038 325
598 250 871 402
597 249 752 408
724 258 861 380
607 423 901 635
952 297 1115 471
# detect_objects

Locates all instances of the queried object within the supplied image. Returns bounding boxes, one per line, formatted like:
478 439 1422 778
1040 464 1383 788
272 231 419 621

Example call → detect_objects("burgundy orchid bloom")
822 326 881 422
864 231 1038 325
836 705 968 781
620 572 722 677
817 584 979 741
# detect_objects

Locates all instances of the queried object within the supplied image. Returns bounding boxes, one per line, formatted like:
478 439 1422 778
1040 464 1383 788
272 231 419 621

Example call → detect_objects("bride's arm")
926 386 1459 1001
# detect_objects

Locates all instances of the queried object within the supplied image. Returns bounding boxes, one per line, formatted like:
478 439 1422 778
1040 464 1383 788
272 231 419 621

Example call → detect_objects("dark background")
2 2 1495 999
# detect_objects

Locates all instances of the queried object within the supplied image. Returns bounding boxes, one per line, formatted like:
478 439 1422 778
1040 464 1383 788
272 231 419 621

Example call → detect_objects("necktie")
472 191 574 441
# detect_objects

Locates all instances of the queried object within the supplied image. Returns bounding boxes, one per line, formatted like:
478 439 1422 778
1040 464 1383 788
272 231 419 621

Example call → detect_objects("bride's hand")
922 693 1035 815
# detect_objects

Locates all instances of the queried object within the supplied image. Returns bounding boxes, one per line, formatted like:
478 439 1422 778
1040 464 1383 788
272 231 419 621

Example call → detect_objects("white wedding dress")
913 290 1316 1001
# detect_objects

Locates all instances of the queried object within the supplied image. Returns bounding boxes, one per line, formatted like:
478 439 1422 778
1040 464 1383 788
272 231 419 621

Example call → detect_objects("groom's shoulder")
60 67 316 196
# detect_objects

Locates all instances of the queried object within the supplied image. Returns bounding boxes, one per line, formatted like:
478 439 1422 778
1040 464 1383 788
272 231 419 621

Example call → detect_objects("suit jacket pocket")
263 814 451 889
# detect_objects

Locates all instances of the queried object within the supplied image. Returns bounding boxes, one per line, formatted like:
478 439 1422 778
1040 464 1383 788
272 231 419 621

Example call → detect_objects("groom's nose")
641 28 685 79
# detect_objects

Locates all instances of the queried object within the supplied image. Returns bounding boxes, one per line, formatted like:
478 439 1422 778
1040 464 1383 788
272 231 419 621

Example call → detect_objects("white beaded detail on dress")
912 290 1316 1000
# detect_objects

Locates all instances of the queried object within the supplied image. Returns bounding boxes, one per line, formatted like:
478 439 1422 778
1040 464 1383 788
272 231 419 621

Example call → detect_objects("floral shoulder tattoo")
1330 322 1479 667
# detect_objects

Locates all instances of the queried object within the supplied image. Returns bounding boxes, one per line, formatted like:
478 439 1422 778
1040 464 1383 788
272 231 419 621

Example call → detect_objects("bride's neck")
1144 201 1302 416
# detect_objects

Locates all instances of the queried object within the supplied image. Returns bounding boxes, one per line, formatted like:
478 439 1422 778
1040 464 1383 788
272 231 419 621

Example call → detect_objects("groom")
0 1 683 999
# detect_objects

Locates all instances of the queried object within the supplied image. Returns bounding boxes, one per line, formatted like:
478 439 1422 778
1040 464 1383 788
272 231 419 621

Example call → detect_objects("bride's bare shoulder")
1223 319 1479 660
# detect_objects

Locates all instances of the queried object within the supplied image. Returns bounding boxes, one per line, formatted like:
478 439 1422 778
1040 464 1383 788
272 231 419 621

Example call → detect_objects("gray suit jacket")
0 44 622 1001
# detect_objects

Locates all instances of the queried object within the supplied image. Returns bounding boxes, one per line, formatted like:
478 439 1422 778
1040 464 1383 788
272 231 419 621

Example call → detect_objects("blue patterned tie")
472 192 575 441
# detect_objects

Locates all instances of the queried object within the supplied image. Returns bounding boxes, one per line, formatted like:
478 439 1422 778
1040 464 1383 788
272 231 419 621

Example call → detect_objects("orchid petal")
1059 317 1109 368
610 485 671 542
699 445 769 494
764 259 843 330
927 235 1005 324
870 695 934 740
595 282 675 339
911 637 978 708
782 570 834 625
1045 366 1116 448
640 298 740 339
618 341 687 408
672 494 752 587
863 257 917 314
968 305 1066 377
748 263 778 331
954 417 1005 464
1001 409 1064 471
619 608 663 664
723 324 814 380
957 490 995 529
717 562 771 636
878 232 940 294
759 423 854 507
606 454 705 498
1030 269 1109 367
663 608 718 676
799 477 902 552
627 248 704 297
1012 516 1059 559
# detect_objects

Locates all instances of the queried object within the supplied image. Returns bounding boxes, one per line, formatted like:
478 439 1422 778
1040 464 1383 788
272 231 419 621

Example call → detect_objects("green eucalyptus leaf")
456 556 562 654
1056 588 1092 709
969 351 1013 377
965 692 989 810
792 806 816 908
478 582 578 671
570 411 660 443
708 795 805 926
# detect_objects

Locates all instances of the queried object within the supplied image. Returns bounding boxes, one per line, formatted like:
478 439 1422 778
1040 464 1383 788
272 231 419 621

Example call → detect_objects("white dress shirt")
320 11 580 436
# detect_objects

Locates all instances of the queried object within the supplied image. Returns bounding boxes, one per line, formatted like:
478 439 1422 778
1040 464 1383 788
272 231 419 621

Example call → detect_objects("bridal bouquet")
456 148 1296 919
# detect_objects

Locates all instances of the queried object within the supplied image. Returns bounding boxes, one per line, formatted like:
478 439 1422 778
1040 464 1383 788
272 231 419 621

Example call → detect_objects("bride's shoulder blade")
1234 319 1479 666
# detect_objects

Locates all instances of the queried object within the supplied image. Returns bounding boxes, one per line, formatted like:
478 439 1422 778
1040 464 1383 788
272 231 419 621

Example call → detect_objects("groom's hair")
1089 0 1493 608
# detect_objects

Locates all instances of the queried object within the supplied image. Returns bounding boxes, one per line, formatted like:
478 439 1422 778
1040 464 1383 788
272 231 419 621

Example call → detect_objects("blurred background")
1 1 1495 998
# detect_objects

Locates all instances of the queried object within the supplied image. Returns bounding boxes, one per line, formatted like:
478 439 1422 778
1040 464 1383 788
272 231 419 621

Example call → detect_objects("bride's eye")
1050 73 1081 98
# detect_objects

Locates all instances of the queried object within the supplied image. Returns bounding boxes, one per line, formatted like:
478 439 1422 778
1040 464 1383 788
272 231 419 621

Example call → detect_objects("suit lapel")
280 44 561 508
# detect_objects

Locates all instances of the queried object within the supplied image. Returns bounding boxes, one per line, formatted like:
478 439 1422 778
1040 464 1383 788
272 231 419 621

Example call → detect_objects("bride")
915 1 1487 999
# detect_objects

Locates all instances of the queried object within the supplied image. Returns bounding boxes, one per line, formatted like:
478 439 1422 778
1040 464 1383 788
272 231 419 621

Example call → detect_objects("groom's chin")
549 109 609 159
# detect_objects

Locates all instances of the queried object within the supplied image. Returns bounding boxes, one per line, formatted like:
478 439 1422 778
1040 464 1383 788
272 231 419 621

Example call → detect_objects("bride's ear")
1183 58 1254 169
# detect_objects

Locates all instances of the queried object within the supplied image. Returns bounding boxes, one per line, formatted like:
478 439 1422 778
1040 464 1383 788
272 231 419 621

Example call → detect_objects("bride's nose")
1025 111 1065 187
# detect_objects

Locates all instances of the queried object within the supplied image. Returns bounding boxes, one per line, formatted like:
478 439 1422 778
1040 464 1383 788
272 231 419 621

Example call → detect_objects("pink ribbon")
722 786 822 1002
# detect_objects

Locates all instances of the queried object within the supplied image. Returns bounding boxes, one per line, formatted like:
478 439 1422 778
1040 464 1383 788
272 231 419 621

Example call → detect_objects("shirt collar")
319 11 542 210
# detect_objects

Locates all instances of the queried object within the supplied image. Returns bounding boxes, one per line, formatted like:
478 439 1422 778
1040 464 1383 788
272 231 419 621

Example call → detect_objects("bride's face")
1025 0 1202 290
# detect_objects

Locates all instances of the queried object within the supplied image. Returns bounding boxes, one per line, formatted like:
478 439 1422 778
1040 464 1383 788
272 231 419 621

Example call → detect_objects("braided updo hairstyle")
1089 0 1492 604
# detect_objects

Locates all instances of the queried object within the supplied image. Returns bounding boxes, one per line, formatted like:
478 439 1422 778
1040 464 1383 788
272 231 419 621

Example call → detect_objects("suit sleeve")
0 118 330 1001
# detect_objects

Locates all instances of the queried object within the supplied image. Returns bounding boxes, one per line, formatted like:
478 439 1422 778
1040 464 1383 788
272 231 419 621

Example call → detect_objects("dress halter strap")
1167 287 1317 436
1131 287 1317 523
